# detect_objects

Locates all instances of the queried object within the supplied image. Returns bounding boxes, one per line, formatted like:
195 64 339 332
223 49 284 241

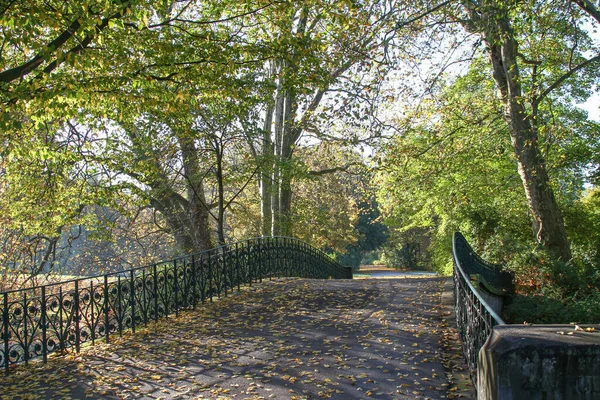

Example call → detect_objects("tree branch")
536 54 600 106
517 52 541 65
308 163 361 176
0 18 83 83
223 164 261 211
571 0 600 24
0 1 131 84
392 0 452 32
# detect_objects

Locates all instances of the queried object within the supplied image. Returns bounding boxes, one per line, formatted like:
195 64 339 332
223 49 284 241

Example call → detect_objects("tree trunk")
271 77 285 236
260 103 274 237
177 130 213 252
126 126 211 254
277 89 297 237
465 2 571 261
214 137 226 246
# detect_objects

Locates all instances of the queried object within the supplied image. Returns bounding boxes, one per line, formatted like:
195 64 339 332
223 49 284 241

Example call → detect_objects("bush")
504 293 600 324
502 245 600 324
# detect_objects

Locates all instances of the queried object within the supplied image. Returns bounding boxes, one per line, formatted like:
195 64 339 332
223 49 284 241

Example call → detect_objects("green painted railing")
0 236 352 374
452 232 506 382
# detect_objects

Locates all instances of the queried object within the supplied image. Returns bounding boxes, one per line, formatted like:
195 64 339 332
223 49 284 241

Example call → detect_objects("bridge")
1 236 476 398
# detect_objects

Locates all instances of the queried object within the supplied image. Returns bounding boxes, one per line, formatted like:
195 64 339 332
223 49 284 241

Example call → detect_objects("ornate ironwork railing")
452 232 505 382
0 236 351 374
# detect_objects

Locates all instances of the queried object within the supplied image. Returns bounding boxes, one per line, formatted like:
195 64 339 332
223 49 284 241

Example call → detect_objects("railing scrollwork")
0 236 351 374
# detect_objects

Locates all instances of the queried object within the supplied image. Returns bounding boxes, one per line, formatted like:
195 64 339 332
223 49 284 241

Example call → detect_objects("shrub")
504 292 600 324
502 246 600 324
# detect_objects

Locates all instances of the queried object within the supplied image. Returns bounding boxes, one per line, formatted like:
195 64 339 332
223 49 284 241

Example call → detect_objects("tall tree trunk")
278 89 297 237
126 126 211 254
150 197 196 252
260 103 274 237
271 78 285 236
464 2 571 261
174 129 213 252
214 138 226 246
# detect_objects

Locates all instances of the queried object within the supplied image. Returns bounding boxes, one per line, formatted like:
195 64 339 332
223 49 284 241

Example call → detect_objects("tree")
456 0 600 260
245 0 439 237
291 143 365 252
376 51 600 272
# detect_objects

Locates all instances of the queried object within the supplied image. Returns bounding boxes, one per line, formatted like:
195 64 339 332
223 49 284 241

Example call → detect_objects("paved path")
1 277 472 399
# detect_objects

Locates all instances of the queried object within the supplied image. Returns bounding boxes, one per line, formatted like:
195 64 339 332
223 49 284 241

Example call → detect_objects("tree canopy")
1 0 600 299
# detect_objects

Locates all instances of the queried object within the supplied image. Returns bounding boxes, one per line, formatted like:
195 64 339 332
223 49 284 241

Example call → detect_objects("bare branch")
308 163 362 176
0 1 132 84
536 54 600 106
571 0 600 24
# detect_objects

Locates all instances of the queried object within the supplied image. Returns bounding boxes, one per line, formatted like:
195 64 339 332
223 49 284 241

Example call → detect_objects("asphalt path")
0 276 473 399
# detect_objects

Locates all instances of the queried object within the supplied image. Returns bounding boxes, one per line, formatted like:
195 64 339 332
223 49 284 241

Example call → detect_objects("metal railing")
452 232 505 382
0 236 352 374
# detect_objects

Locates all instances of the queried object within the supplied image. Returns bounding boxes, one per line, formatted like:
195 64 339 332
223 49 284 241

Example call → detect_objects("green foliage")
376 58 531 272
335 247 363 270
505 293 600 324
380 227 429 271
377 37 600 277
334 195 389 270
486 233 600 323
292 144 365 253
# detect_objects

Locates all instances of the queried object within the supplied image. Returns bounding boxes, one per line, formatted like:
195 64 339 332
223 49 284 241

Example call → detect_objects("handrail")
452 232 505 383
0 236 352 374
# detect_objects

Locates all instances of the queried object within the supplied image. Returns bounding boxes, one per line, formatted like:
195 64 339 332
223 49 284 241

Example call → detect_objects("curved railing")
0 236 352 374
452 232 505 382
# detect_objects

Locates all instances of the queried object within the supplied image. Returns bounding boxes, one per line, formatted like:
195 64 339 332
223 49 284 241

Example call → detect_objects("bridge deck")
1 277 473 399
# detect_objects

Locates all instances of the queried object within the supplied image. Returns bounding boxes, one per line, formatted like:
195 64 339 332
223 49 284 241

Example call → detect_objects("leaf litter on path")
0 277 472 399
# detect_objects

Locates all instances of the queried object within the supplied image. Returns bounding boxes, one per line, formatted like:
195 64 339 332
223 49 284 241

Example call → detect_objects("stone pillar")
478 325 600 399
345 267 353 279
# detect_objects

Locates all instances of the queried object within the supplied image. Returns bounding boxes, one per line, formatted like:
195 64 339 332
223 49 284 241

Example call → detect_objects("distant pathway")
1 276 472 399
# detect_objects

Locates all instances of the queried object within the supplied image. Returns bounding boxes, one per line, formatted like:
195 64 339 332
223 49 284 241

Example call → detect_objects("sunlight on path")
0 278 472 400
353 265 438 279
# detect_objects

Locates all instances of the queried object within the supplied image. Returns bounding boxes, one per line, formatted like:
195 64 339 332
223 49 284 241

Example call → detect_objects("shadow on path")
1 277 471 399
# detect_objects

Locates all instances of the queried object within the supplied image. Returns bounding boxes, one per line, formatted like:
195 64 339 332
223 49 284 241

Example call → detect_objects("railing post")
222 250 228 297
200 254 206 303
130 270 135 334
90 281 95 345
228 247 234 293
274 238 278 278
153 264 158 322
142 270 148 326
3 293 8 375
208 253 213 303
117 276 123 337
103 275 109 344
74 281 80 354
191 255 197 308
173 259 179 317
182 258 189 308
247 241 252 287
163 264 169 318
258 239 263 284
58 287 65 352
235 243 241 291
23 292 28 364
268 238 273 280
41 286 47 363
183 258 188 306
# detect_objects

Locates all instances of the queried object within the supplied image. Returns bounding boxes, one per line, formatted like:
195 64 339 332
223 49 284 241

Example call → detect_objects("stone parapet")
478 324 600 399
